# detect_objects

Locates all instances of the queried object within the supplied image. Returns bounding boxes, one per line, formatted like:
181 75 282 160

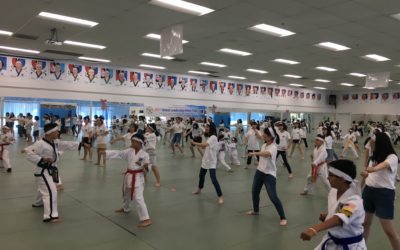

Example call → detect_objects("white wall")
0 76 332 114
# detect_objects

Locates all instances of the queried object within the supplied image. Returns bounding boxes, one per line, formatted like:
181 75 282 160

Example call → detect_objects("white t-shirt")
291 128 302 140
172 122 185 134
257 142 278 177
65 118 71 127
325 135 333 150
33 121 39 132
145 132 157 150
366 154 398 190
245 129 260 150
201 135 219 169
82 124 92 137
95 124 107 144
276 130 291 151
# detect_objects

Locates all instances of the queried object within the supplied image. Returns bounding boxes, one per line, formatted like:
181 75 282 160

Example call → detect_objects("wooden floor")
0 134 398 250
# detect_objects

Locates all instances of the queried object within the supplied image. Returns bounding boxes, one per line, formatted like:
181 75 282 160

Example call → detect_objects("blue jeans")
198 168 223 197
252 170 286 219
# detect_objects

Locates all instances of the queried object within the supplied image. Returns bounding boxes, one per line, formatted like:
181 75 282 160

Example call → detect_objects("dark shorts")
292 139 300 144
33 130 39 137
362 185 395 219
82 137 92 146
193 136 202 143
171 133 182 144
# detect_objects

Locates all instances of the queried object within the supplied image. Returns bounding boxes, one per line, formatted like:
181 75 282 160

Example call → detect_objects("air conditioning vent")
171 58 187 62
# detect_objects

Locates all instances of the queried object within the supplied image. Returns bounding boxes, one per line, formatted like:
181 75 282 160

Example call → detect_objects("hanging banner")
145 105 206 118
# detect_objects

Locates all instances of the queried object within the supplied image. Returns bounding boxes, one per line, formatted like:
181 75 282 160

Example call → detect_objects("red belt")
125 169 144 200
312 161 326 183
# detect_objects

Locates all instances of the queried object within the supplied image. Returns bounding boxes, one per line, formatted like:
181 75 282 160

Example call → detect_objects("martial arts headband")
315 136 325 143
45 127 58 135
329 168 353 183
131 136 144 144
268 127 276 138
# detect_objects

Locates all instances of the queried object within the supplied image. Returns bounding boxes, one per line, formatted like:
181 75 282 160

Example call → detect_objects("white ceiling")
1 0 400 91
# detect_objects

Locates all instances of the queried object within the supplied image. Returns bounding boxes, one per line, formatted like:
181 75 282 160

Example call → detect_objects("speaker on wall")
328 94 336 107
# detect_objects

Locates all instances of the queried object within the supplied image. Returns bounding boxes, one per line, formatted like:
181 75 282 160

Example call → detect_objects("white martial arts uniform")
314 188 366 250
227 142 240 165
341 133 358 159
1 132 14 170
105 148 150 221
304 144 330 193
25 139 79 221
217 141 231 171
144 132 157 169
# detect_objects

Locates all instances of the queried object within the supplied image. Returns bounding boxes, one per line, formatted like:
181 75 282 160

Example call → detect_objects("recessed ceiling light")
0 45 40 54
261 80 277 84
139 64 166 70
283 74 302 79
349 72 366 77
246 68 268 74
218 48 252 56
362 54 390 62
141 52 174 60
363 86 375 90
38 12 98 27
315 42 350 51
149 0 214 16
78 56 110 63
0 30 13 36
314 79 331 83
145 33 189 44
340 83 355 87
314 86 327 90
273 58 300 65
200 62 227 68
188 70 210 75
63 40 106 49
289 83 303 87
228 75 246 80
249 23 295 37
315 66 337 72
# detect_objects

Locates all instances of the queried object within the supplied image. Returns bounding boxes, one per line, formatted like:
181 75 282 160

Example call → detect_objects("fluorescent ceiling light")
0 45 39 54
391 13 400 21
38 12 98 27
246 68 268 74
315 66 337 72
362 54 390 62
349 72 366 77
261 80 277 84
340 83 355 87
218 48 252 56
283 74 302 79
149 0 214 16
289 83 303 87
144 33 189 44
0 30 13 36
200 62 226 68
78 56 110 63
228 75 246 80
139 64 165 70
315 42 350 51
63 40 105 49
249 23 295 37
273 58 300 65
141 52 174 60
314 86 327 90
363 86 375 90
314 79 331 83
188 70 210 75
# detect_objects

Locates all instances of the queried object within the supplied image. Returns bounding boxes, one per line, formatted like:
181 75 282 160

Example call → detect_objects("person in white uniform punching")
1 125 15 173
103 133 152 228
300 159 367 250
301 135 331 196
24 123 79 223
